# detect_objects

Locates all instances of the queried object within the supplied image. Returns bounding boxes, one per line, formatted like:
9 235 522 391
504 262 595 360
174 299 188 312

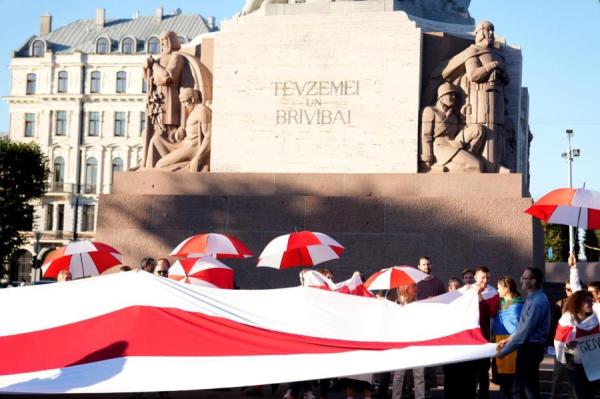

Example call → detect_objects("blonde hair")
57 269 72 282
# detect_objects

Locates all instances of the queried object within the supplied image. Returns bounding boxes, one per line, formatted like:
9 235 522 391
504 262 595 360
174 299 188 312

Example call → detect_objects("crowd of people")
45 253 600 399
259 256 600 399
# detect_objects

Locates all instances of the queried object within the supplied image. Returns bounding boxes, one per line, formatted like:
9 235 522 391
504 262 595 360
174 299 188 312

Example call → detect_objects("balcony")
44 181 112 196
45 181 74 195
39 231 73 242
83 184 98 194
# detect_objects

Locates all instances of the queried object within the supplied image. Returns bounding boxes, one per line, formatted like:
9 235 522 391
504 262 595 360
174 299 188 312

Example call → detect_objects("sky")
0 0 598 199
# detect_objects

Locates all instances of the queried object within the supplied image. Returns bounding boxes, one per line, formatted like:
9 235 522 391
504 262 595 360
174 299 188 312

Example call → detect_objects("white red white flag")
301 270 373 298
0 272 495 393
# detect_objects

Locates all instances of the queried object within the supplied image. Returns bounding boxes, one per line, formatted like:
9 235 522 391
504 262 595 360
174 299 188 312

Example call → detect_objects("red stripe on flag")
0 306 487 376
554 324 572 343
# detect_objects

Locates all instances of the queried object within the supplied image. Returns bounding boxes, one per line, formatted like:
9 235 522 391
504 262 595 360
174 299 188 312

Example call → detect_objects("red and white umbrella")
526 187 600 229
170 233 253 259
364 266 429 290
257 231 344 269
168 256 234 289
41 240 123 279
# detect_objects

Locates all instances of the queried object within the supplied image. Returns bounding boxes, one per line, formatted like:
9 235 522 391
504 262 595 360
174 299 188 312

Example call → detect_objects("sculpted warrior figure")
155 88 211 172
420 82 486 172
142 31 185 168
441 20 510 172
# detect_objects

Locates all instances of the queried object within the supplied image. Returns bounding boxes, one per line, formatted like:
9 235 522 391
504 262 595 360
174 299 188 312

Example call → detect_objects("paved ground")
0 381 506 399
2 356 597 398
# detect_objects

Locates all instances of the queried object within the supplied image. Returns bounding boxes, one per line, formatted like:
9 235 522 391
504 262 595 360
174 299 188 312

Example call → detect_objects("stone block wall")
96 172 543 288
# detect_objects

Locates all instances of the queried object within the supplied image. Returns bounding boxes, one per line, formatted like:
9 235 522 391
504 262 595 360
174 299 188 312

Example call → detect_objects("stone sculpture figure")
238 0 287 17
441 20 510 172
139 30 212 172
420 82 486 172
142 31 185 168
155 88 211 172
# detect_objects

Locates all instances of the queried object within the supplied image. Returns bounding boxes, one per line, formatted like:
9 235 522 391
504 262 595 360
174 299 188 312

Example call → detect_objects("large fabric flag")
0 272 495 394
301 270 373 298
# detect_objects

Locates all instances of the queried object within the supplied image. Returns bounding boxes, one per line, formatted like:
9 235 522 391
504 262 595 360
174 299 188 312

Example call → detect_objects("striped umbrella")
525 187 600 229
41 240 123 280
168 257 234 289
170 233 253 259
257 231 344 269
364 266 429 290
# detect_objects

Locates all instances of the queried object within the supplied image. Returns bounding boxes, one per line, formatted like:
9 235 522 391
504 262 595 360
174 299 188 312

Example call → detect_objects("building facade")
4 7 214 282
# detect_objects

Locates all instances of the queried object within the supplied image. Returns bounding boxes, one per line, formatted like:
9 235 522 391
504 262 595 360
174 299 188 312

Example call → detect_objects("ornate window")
90 71 101 93
88 112 100 136
111 157 123 185
140 111 146 135
122 37 135 54
85 158 98 194
81 205 96 232
57 204 64 231
45 204 54 230
53 157 65 191
116 71 127 93
96 37 110 54
26 73 36 95
57 71 68 93
32 40 45 57
55 111 67 136
112 157 123 173
24 113 35 137
147 37 160 54
114 112 126 136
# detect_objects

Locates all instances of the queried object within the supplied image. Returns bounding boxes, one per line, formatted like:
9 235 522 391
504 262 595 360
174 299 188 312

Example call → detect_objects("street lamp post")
33 230 42 282
561 129 580 253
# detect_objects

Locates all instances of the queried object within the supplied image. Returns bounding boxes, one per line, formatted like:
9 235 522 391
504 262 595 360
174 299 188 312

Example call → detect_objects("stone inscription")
272 80 359 125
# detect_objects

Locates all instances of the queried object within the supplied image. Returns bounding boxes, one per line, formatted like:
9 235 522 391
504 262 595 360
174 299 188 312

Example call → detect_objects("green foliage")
543 222 575 262
0 138 49 273
584 229 600 262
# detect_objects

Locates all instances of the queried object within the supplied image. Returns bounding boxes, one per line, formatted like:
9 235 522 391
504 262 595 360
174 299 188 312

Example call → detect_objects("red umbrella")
364 266 429 290
168 257 234 289
257 231 344 269
170 233 253 259
41 240 123 279
526 187 600 229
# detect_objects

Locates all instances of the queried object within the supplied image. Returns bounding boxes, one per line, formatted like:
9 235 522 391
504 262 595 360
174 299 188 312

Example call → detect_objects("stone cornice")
4 94 145 104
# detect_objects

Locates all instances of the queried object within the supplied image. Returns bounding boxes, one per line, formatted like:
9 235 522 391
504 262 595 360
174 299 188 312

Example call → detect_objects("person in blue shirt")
497 267 550 399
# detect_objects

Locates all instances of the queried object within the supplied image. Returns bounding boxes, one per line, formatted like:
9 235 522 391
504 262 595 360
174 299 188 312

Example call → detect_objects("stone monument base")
96 172 543 288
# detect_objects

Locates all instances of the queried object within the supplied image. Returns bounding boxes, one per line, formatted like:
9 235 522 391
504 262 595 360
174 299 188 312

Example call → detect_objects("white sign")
578 332 600 381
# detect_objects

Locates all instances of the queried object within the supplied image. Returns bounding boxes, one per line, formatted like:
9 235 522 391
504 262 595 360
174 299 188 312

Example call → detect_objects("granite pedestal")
96 171 543 288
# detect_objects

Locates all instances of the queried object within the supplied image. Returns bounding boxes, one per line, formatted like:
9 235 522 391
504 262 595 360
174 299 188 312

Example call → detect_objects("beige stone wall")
211 10 422 173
